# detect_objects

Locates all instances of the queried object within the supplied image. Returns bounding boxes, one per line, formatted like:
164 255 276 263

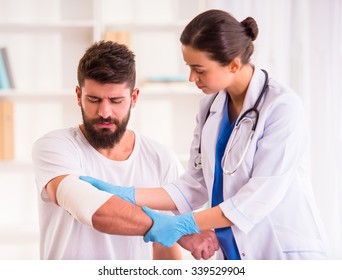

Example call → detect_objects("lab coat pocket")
274 224 327 259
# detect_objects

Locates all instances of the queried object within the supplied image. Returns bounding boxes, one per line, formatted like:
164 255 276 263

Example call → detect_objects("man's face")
76 79 139 149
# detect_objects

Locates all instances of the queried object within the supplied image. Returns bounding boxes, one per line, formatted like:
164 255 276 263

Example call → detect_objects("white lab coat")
164 67 329 259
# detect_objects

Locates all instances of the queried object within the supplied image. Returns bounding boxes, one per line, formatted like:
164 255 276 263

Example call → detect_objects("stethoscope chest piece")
194 154 202 169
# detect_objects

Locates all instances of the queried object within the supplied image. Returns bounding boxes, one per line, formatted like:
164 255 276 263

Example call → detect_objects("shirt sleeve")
31 131 83 202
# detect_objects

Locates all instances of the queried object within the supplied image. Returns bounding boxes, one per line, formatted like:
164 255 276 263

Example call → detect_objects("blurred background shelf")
0 160 33 173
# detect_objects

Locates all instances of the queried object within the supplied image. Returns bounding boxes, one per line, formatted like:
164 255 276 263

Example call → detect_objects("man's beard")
81 106 130 149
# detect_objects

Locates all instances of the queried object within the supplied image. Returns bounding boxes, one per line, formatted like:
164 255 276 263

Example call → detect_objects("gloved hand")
142 206 200 248
79 176 136 204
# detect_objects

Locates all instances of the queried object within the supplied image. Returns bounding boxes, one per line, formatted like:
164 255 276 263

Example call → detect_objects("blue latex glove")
79 176 136 204
142 206 200 247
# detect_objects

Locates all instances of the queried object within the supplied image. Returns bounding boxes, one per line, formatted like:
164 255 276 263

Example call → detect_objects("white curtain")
212 0 342 258
308 0 342 259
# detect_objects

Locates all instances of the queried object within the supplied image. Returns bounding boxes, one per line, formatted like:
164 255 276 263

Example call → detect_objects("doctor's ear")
228 58 241 73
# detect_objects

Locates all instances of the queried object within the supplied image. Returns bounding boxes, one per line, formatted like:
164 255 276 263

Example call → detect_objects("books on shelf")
0 47 15 90
0 100 14 160
145 74 188 83
140 78 197 95
140 74 193 93
103 31 131 48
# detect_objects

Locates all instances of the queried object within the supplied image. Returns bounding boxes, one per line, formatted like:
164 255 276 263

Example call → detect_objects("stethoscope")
194 69 269 175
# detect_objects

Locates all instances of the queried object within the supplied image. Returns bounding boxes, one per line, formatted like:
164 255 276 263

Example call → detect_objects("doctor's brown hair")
77 40 136 91
180 9 258 66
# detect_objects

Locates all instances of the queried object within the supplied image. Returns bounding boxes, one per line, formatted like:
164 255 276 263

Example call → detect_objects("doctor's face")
182 45 233 94
76 79 138 149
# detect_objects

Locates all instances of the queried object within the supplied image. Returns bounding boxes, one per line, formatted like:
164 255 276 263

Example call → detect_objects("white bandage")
56 175 112 227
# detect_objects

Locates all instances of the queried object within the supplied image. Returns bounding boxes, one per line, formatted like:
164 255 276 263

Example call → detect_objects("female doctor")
81 9 329 259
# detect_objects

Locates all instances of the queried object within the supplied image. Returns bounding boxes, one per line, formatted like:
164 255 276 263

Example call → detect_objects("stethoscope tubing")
235 69 268 131
195 69 269 173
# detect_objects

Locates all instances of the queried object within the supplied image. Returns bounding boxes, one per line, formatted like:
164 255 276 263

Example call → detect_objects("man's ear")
131 88 140 108
76 86 82 106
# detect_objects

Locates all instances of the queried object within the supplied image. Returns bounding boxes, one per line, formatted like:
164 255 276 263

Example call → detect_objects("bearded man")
32 41 218 260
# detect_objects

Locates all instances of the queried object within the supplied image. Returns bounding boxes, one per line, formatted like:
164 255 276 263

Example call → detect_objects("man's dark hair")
77 40 136 91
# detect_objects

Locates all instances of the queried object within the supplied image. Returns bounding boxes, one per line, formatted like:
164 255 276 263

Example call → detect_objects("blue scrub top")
211 95 240 260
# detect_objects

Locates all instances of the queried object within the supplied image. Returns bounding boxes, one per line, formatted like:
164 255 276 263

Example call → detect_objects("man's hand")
178 230 220 260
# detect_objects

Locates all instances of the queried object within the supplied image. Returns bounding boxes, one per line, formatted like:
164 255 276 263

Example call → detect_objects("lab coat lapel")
201 91 227 174
239 67 268 115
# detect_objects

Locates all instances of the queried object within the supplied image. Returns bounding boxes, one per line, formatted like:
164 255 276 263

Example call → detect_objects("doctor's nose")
97 101 112 119
188 70 199 83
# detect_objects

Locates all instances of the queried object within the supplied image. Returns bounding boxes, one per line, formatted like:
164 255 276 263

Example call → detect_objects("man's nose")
97 100 111 119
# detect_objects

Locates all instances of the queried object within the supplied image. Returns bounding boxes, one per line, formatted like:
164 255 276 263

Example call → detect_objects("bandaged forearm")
56 175 113 227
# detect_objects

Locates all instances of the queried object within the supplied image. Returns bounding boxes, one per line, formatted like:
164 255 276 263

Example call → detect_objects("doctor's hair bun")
241 17 258 41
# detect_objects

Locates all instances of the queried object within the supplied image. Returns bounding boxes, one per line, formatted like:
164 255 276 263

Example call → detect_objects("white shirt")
32 127 184 259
